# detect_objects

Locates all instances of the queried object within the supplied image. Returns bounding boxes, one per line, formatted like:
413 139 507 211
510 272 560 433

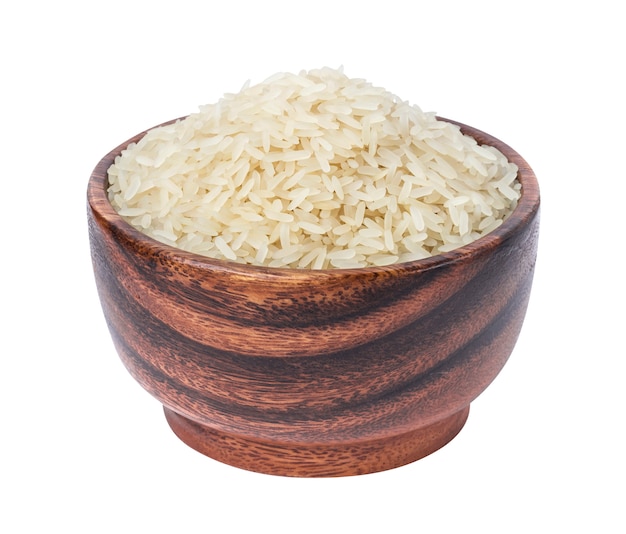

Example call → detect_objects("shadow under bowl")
87 118 540 477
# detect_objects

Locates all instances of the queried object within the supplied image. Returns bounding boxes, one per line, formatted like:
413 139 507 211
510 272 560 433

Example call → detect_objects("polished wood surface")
88 119 540 477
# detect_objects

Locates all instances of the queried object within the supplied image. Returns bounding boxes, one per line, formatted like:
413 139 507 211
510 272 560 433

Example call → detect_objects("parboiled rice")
107 67 521 269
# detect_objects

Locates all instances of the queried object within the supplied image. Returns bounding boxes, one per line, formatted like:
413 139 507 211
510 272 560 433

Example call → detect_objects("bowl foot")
163 405 470 477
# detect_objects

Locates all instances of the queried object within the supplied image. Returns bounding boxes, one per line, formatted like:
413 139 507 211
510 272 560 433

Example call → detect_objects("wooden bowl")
87 118 540 477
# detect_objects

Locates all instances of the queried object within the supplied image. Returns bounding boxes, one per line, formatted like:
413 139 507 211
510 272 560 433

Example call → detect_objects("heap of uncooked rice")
107 67 520 269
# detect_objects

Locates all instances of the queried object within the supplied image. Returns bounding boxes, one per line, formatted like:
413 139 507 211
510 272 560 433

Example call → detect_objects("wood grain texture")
87 118 540 477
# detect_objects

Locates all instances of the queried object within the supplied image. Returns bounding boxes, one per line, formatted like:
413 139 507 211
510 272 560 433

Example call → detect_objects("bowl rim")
88 116 540 278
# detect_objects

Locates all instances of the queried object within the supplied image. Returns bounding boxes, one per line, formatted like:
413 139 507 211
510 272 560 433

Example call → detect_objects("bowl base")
163 405 470 477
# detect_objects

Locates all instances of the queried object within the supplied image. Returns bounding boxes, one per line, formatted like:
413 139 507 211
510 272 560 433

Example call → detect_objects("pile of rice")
108 67 520 269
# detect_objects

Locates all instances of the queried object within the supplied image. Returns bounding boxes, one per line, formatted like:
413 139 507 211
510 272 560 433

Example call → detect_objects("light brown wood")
87 118 540 477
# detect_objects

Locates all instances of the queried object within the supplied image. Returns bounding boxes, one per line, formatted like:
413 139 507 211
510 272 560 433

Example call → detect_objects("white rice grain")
108 67 520 269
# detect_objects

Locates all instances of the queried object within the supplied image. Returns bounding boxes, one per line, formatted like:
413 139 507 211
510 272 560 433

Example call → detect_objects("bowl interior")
88 117 540 279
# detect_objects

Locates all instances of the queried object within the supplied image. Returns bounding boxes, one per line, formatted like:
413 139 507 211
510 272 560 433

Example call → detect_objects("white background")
2 1 624 532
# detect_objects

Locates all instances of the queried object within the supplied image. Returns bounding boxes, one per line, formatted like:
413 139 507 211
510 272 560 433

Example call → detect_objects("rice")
107 67 521 269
